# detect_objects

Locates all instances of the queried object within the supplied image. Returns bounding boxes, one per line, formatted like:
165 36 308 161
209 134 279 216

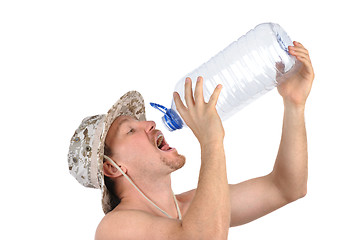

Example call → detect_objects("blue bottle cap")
150 102 184 131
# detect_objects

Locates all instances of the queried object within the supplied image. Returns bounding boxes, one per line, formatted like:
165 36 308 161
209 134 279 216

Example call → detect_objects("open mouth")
156 132 173 151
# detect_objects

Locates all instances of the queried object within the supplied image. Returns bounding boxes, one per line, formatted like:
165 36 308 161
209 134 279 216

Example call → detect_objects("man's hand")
173 76 224 146
277 41 315 108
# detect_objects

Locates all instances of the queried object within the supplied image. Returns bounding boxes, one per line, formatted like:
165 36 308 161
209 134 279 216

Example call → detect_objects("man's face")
105 115 186 177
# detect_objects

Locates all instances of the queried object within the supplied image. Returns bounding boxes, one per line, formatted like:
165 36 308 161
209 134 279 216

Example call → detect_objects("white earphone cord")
103 155 182 220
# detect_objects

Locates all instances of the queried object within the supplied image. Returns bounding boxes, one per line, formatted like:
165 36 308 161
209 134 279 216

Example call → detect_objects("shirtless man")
68 41 314 239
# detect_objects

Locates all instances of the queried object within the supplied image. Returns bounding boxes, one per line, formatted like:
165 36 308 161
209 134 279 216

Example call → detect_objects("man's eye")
128 128 134 134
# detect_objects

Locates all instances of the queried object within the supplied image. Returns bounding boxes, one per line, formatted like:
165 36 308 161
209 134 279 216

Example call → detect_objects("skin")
95 41 314 239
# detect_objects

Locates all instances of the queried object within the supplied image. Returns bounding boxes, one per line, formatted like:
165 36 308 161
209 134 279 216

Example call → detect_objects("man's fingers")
289 41 309 55
194 76 205 104
289 46 309 56
295 55 310 65
184 77 195 108
289 47 311 64
296 55 314 74
295 52 312 64
294 41 304 47
173 91 187 115
208 84 223 107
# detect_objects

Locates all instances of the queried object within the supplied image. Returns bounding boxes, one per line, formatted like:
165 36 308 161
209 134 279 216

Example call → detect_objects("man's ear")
103 160 128 178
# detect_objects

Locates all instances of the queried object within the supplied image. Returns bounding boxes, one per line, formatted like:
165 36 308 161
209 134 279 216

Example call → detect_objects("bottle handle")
150 102 168 114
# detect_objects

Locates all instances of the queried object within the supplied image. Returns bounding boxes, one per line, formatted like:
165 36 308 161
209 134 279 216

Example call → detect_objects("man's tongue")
160 143 171 151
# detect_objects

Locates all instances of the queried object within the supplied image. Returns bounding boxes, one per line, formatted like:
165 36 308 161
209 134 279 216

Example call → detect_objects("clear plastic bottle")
151 22 296 131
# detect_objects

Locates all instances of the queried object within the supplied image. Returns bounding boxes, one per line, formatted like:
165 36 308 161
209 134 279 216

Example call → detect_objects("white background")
1 0 360 239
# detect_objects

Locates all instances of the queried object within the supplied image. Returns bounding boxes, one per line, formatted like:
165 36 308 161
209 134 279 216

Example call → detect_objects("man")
68 41 314 239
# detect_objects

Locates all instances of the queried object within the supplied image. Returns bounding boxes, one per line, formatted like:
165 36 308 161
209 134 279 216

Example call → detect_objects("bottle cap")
150 103 184 131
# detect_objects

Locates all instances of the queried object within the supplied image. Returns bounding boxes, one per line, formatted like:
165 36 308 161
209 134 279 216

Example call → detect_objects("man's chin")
161 154 186 171
174 154 186 170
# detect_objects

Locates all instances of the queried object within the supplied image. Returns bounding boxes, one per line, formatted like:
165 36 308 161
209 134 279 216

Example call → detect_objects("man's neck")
116 174 179 219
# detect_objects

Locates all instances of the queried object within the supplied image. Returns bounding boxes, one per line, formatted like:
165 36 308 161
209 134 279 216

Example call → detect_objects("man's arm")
173 76 231 239
272 104 308 200
230 41 314 227
229 103 308 226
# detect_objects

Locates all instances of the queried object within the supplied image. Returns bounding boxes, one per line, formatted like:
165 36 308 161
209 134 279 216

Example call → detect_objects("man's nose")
144 120 156 132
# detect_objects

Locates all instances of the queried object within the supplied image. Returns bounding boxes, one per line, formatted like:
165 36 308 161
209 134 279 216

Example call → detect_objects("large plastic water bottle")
151 22 297 131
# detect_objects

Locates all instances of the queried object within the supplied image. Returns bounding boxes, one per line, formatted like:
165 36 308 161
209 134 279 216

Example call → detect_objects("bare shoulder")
95 209 152 240
95 209 182 240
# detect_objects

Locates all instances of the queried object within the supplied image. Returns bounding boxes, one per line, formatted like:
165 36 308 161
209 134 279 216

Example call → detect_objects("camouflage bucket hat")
68 91 146 214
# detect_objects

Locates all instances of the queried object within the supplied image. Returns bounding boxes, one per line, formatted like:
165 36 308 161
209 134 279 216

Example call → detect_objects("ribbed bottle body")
170 23 295 125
